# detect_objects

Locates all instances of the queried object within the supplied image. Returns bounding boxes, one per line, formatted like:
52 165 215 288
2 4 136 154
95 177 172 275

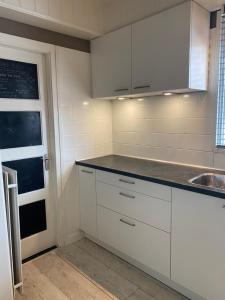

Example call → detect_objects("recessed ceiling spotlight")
163 92 173 96
118 97 126 100
83 101 89 106
183 94 190 98
137 98 144 102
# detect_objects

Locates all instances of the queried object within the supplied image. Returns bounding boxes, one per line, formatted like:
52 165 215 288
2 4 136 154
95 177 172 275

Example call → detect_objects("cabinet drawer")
96 170 171 201
97 182 171 232
97 206 170 278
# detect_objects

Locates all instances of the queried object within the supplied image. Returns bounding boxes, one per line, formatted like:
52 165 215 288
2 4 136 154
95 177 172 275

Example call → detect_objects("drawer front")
97 181 171 232
97 206 170 278
96 170 171 201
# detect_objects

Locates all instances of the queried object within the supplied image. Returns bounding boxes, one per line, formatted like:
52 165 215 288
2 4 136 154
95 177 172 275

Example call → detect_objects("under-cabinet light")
163 92 173 96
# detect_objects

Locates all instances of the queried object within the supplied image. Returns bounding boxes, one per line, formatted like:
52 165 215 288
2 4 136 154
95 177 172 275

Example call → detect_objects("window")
216 13 225 147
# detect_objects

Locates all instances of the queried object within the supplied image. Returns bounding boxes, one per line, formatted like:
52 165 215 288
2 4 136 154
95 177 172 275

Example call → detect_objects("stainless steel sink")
189 173 225 190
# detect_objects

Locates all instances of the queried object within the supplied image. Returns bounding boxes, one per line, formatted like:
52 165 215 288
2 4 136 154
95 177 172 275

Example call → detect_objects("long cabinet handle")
114 88 129 92
119 178 135 185
119 192 135 199
81 170 93 174
133 85 151 89
120 218 136 227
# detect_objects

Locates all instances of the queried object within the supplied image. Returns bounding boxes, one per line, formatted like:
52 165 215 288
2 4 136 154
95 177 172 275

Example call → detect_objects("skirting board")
85 233 205 300
64 230 84 246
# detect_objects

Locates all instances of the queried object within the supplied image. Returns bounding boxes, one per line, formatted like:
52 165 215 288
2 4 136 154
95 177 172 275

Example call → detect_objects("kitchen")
0 0 225 300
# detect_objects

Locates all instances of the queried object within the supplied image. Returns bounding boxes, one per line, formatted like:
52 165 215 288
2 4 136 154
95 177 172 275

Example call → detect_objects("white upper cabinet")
132 1 209 95
91 1 209 99
91 26 132 99
171 188 225 300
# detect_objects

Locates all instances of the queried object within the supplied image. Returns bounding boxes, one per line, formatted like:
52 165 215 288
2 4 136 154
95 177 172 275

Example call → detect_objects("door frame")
0 32 63 247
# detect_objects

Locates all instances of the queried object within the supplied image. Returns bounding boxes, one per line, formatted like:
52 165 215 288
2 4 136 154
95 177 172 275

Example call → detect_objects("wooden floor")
57 239 188 300
15 251 116 300
16 238 188 300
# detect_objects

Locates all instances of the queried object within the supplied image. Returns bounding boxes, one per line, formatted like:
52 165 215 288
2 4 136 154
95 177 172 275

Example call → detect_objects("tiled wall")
56 46 112 244
112 93 225 169
112 93 216 167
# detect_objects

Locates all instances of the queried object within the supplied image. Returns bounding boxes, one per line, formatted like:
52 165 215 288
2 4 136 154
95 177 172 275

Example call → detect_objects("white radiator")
3 166 23 297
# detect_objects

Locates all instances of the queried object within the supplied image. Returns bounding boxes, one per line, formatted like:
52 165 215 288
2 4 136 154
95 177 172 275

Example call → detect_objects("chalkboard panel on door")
0 58 39 99
0 111 42 149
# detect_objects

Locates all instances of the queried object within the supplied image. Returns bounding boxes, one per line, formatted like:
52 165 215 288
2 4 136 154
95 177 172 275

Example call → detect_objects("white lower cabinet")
97 205 171 278
79 167 225 300
79 167 97 238
171 188 225 300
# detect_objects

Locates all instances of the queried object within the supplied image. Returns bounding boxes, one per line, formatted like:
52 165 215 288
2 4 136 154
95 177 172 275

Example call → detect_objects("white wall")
0 0 103 38
56 47 112 244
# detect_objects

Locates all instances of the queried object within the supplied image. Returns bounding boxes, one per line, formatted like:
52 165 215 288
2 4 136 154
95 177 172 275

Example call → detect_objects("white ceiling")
196 0 224 11
103 0 223 12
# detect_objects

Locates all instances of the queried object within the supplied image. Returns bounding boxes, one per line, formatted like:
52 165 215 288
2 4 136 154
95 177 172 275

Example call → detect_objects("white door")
0 45 56 259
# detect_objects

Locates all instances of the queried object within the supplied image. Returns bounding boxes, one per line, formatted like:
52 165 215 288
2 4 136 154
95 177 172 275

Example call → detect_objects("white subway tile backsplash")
3 0 19 6
36 0 49 15
49 0 61 19
112 93 218 167
213 151 225 170
20 0 36 11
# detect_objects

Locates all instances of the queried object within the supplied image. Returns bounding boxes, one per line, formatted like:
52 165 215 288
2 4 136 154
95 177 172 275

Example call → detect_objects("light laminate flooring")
57 238 189 300
16 238 189 300
15 251 116 300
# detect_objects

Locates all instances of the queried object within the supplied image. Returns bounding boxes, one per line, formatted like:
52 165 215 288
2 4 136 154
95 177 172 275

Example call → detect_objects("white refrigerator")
0 154 14 300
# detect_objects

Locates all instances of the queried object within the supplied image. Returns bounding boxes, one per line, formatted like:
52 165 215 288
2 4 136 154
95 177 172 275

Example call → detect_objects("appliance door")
3 165 23 296
0 157 14 300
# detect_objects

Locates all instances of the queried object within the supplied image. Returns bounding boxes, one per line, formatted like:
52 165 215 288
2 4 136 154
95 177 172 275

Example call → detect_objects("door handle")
42 155 50 171
119 192 135 199
120 218 136 227
119 178 135 185
115 88 129 92
81 170 93 174
133 85 151 89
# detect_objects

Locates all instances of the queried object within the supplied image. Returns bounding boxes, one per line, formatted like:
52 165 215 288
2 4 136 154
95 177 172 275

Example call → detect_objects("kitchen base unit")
171 188 225 300
79 166 211 300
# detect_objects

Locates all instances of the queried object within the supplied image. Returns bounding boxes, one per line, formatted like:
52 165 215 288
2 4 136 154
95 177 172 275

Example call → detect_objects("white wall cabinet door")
132 1 209 95
132 2 190 94
91 26 132 99
171 188 225 300
79 167 97 238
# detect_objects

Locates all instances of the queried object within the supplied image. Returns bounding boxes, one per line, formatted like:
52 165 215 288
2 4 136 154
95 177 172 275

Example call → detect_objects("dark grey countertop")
76 155 225 199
